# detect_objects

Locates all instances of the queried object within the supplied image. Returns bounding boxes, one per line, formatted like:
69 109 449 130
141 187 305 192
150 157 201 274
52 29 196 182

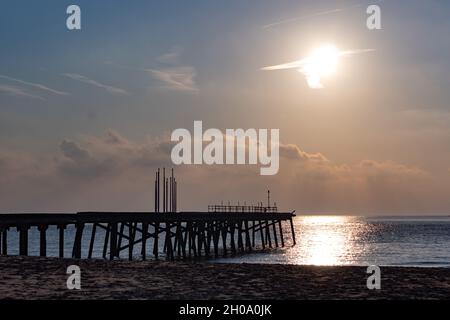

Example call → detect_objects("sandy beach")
0 256 449 300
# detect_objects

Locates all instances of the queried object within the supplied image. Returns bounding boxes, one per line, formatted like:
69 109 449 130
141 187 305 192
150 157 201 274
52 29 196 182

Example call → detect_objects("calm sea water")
216 216 450 267
3 216 450 267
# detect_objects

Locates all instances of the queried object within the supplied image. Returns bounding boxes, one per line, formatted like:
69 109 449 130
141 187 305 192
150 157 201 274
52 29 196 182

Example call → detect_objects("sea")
3 215 450 267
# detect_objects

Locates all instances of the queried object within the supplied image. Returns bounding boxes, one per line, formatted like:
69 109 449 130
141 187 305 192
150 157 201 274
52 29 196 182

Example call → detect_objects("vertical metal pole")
157 169 160 212
165 178 169 213
169 176 171 212
163 168 166 213
154 171 158 212
171 169 174 212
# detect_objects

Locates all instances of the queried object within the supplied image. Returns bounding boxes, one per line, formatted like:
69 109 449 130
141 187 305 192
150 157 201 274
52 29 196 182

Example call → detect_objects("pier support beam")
38 225 48 257
229 223 236 254
153 222 160 259
272 220 279 248
265 220 272 248
88 223 97 259
110 222 118 260
0 228 7 255
251 221 256 248
141 222 148 260
18 225 29 256
289 218 296 246
58 225 65 258
102 223 110 259
128 222 136 261
278 221 285 247
244 220 252 251
72 223 85 259
259 221 265 249
0 228 8 256
237 221 244 253
221 222 228 256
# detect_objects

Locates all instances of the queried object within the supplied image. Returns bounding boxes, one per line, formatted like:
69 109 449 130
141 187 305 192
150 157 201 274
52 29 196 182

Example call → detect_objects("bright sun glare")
300 44 339 88
307 44 339 76
262 43 373 89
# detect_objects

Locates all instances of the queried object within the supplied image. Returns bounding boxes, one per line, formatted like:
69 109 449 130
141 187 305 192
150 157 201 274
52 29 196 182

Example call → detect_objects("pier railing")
208 205 278 213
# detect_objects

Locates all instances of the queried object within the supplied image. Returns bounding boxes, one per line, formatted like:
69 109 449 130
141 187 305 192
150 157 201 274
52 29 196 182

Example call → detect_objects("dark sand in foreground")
1 256 449 299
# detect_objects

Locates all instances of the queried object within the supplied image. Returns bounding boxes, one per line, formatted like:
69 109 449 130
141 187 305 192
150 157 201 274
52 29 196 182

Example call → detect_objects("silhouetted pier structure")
0 169 296 260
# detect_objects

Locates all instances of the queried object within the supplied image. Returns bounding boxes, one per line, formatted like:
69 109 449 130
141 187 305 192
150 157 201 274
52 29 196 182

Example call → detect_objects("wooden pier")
0 169 296 260
0 211 296 260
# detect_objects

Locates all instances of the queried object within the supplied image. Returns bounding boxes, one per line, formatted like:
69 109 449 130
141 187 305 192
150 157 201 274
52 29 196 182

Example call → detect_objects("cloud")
147 67 198 92
60 140 92 163
62 73 129 95
280 144 328 162
55 130 173 182
262 0 384 29
104 129 130 145
0 132 449 214
148 47 198 92
262 8 345 29
276 145 434 213
156 46 184 65
0 74 69 96
0 84 45 100
58 140 109 180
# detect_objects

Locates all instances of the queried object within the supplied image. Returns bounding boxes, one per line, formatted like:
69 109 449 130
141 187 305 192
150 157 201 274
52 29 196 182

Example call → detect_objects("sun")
299 44 339 88
262 43 373 89
307 44 340 76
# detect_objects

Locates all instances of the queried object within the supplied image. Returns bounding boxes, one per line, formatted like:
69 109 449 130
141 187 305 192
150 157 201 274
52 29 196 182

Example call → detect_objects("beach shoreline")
1 256 450 300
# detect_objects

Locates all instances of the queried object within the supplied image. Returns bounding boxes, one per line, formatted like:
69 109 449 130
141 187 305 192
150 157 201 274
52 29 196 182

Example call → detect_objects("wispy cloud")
156 46 184 65
263 8 346 29
62 73 129 95
147 67 198 92
262 0 383 29
147 47 198 92
0 84 45 100
0 74 69 96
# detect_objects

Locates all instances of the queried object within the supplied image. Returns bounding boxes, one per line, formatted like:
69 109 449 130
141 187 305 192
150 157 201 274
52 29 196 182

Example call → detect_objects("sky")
1 0 450 215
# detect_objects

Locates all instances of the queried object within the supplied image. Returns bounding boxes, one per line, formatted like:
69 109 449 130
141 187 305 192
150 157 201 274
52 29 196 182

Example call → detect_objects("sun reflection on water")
290 216 356 266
